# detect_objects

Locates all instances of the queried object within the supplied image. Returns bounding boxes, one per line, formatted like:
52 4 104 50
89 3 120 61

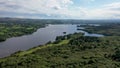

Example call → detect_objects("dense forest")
0 22 120 68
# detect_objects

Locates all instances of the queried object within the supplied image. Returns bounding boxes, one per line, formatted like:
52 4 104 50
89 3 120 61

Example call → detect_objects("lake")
0 24 104 58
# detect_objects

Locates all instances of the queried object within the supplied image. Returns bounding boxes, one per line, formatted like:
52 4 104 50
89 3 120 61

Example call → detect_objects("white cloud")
0 0 120 19
0 0 73 15
89 2 120 19
71 2 120 19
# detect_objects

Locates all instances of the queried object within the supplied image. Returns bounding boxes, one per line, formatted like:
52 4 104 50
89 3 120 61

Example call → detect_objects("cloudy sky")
0 0 120 19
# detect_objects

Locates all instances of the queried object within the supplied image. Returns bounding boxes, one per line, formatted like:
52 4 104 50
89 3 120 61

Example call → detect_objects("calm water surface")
0 24 104 58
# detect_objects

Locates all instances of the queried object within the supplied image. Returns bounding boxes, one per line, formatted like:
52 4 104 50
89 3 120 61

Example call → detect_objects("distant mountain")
0 17 120 24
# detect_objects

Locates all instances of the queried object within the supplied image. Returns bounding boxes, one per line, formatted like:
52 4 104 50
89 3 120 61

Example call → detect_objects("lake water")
0 24 104 58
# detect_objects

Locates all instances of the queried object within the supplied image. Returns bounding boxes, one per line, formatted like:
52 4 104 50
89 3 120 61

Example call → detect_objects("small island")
63 32 67 34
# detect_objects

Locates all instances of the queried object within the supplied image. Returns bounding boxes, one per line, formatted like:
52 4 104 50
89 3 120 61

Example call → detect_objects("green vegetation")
82 23 120 36
0 32 120 68
0 18 120 68
0 22 45 42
